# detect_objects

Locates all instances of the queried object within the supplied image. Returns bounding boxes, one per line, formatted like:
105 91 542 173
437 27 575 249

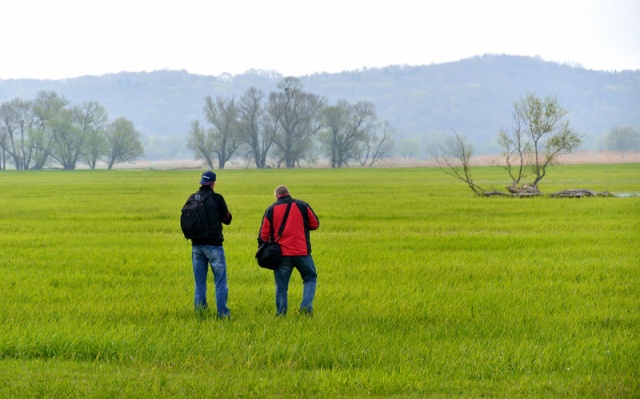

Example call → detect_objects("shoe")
299 307 313 317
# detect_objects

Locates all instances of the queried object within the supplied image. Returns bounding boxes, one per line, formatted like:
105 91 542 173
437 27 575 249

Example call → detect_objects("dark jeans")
274 255 317 316
192 245 230 317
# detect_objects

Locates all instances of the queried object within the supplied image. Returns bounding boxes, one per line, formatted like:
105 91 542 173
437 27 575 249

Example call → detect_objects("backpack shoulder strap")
199 191 213 201
186 190 212 203
188 191 214 222
275 201 293 241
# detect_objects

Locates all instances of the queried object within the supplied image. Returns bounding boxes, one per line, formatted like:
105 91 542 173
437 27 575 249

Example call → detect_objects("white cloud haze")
1 0 639 79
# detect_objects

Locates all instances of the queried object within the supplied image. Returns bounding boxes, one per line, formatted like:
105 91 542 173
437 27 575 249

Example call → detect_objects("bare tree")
442 94 580 196
0 101 14 169
105 117 144 170
604 126 640 152
322 100 378 168
47 100 109 170
508 94 581 189
322 102 348 167
48 108 78 169
498 105 530 188
203 96 243 169
0 98 35 170
84 130 107 170
267 77 326 168
187 120 215 169
357 120 395 167
238 87 274 168
436 132 486 196
31 91 69 169
0 118 5 169
75 101 108 170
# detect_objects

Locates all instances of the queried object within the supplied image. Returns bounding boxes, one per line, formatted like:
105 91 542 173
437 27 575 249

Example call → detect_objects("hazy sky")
1 0 639 80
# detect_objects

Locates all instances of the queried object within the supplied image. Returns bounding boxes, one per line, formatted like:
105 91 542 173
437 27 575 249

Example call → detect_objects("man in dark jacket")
259 185 319 316
191 170 233 317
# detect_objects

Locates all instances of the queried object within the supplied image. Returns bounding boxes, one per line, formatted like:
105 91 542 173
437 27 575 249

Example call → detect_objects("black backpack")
180 192 213 239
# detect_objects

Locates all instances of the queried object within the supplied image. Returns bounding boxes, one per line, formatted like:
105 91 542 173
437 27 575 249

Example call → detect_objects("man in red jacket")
259 185 320 316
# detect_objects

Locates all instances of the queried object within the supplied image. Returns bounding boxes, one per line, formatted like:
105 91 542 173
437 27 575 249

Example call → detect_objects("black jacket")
191 185 232 246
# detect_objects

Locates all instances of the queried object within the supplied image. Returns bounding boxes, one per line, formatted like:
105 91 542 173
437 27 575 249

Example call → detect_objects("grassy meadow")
0 164 639 398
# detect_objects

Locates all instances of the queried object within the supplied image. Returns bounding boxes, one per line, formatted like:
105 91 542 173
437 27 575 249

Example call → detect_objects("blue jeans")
192 245 230 317
274 255 317 316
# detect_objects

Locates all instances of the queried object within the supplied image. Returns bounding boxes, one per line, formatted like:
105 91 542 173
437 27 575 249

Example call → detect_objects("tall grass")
1 165 638 398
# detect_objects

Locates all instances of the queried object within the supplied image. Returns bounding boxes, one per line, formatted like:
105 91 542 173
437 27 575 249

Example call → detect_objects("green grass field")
1 165 639 398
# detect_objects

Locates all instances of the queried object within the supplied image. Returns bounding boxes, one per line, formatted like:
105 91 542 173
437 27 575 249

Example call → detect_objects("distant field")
1 165 638 398
102 150 640 170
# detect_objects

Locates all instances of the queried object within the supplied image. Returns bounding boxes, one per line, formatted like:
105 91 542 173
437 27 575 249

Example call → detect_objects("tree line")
187 77 394 169
0 91 143 170
1 77 394 170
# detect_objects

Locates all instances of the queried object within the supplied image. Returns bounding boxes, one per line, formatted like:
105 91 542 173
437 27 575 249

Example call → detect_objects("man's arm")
305 203 319 230
259 212 272 242
215 195 232 225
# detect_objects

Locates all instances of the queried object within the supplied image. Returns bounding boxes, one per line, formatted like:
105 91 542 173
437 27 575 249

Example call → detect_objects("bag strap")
199 191 213 202
189 190 213 205
195 190 214 218
274 201 293 242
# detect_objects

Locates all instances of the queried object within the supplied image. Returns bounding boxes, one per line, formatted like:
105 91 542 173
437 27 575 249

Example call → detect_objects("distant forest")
1 54 639 161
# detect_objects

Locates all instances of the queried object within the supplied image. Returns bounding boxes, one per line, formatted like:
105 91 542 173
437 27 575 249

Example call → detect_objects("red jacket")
260 195 319 256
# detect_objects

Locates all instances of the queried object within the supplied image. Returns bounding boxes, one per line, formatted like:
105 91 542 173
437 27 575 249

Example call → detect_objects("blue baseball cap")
199 170 216 184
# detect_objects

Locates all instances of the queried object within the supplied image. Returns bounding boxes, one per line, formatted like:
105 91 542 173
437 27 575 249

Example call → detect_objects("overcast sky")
1 0 639 80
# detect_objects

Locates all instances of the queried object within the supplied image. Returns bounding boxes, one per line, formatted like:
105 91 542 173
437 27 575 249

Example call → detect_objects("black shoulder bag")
255 201 293 270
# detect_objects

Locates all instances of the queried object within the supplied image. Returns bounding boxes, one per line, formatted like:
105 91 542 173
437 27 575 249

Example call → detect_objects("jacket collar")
277 194 292 204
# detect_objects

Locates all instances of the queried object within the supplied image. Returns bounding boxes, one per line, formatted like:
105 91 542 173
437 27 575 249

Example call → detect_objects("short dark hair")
274 185 289 197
